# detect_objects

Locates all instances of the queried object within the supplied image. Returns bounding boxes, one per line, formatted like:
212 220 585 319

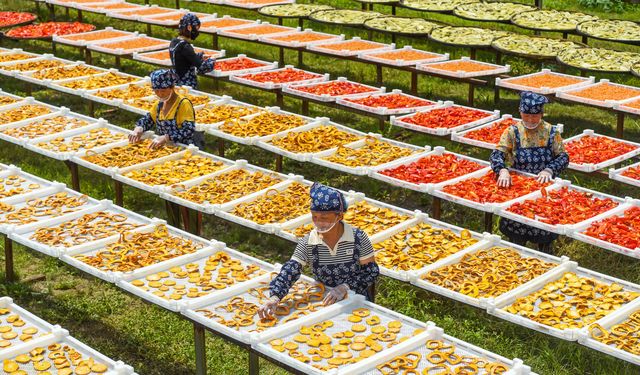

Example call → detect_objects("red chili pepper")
402 106 492 129
238 68 322 83
214 57 267 72
565 135 638 165
292 81 377 96
442 172 551 203
379 153 484 184
507 187 619 225
0 12 36 28
345 94 434 109
621 165 640 181
6 22 94 39
584 206 640 250
462 117 518 145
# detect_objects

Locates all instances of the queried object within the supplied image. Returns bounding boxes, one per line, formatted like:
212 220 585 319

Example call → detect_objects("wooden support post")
431 197 441 220
275 155 283 172
376 64 383 87
181 206 191 232
535 0 542 8
495 51 502 65
4 235 14 283
617 111 625 139
64 161 80 192
484 212 493 233
278 47 285 67
51 41 57 55
88 100 95 118
470 48 476 60
494 85 500 105
212 34 219 50
196 212 203 236
301 100 309 116
391 34 396 44
77 9 83 22
48 3 56 21
217 139 225 157
175 0 180 9
468 84 475 107
248 352 259 375
65 6 70 19
298 50 303 67
277 18 283 26
114 180 123 207
361 3 366 10
26 82 32 97
84 48 91 64
146 24 152 36
410 71 418 95
391 5 396 15
115 56 121 70
378 117 385 132
298 18 304 29
582 35 588 44
194 324 207 375
276 92 284 108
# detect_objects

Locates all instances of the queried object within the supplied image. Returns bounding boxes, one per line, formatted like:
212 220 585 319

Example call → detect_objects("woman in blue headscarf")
490 91 569 254
129 69 197 147
169 13 215 89
258 183 380 319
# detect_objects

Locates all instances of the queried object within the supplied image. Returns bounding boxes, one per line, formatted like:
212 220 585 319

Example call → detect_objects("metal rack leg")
194 323 207 375
114 180 123 207
64 161 81 192
4 235 14 283
616 111 625 138
248 351 259 375
484 212 493 233
431 197 441 220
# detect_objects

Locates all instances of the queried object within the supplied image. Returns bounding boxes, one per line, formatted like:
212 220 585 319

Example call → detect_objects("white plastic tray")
307 37 393 57
0 108 98 145
107 4 175 21
195 96 264 132
254 118 367 162
496 69 595 95
0 55 72 77
359 45 449 67
410 236 567 308
0 98 62 130
83 78 152 107
87 34 170 55
417 56 510 78
52 27 136 47
199 16 259 33
0 89 25 107
24 122 130 161
50 70 144 95
0 166 57 205
369 213 487 282
342 324 531 375
564 129 640 173
20 62 108 86
75 0 145 13
497 180 626 235
139 9 207 26
616 96 640 116
260 29 344 48
230 65 328 90
336 89 440 116
207 54 279 77
207 106 316 145
311 133 429 176
569 199 640 258
218 22 296 41
216 176 312 234
113 147 233 194
369 146 488 193
9 201 153 257
252 295 428 375
0 49 39 65
556 79 640 108
578 297 640 366
132 47 225 67
609 160 640 188
60 220 213 284
431 168 554 214
488 262 640 341
0 296 56 357
117 244 275 311
159 159 288 214
452 114 519 150
392 101 499 136
283 77 385 103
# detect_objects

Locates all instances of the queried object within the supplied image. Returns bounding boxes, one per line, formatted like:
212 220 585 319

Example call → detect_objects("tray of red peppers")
5 22 95 40
230 66 327 89
337 90 438 115
0 12 36 28
434 169 552 212
502 183 621 234
452 115 519 150
609 161 640 188
208 55 278 77
564 130 640 173
372 147 486 192
282 77 383 102
392 102 499 136
572 204 640 256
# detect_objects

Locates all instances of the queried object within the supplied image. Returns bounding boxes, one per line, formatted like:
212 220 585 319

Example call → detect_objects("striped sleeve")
356 229 375 260
291 235 310 266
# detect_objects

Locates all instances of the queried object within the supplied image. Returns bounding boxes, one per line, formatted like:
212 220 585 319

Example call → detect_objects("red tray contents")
214 57 268 72
565 135 638 165
0 12 36 28
401 106 492 129
443 172 550 203
621 165 640 181
379 153 485 184
462 117 518 145
584 207 640 250
6 22 95 39
344 93 434 109
236 68 322 83
291 81 377 96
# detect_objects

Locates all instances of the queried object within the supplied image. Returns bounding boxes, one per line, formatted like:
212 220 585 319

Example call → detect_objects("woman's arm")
546 130 569 176
344 231 379 293
490 127 515 175
268 259 303 300
135 112 156 132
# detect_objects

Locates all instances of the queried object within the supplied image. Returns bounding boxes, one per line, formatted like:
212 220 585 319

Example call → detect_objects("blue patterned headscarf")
519 91 549 114
310 182 348 212
150 69 177 89
179 13 201 31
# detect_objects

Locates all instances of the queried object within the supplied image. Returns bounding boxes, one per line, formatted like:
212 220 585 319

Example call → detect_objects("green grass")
0 0 639 374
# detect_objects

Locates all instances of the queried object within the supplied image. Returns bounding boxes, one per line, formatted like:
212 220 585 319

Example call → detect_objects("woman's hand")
128 126 144 143
323 284 349 306
149 134 170 149
258 295 280 320
497 168 511 188
537 169 553 184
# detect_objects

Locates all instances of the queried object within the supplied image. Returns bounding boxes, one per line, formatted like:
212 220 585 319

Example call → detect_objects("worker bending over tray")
490 91 569 254
129 69 200 148
258 183 380 319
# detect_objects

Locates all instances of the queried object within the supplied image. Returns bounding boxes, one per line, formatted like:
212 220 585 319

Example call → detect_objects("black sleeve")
177 42 203 70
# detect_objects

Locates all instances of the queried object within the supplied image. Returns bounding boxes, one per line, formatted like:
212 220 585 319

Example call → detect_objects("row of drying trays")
0 48 638 258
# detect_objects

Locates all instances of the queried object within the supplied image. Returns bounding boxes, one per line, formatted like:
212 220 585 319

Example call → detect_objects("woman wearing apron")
258 183 380 319
490 91 569 254
169 13 215 89
129 69 197 147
